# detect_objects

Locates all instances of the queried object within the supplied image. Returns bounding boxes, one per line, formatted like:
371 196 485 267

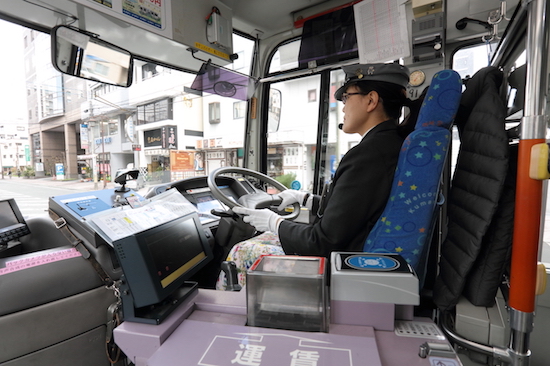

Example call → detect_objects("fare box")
330 252 419 331
247 255 328 332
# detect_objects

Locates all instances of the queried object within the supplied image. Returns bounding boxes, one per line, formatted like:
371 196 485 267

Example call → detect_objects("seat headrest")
415 70 463 130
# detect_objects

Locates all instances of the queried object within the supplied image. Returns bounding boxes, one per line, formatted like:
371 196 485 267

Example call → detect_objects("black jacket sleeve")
278 120 404 258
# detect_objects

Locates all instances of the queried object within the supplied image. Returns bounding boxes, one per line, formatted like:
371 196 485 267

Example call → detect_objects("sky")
0 20 27 124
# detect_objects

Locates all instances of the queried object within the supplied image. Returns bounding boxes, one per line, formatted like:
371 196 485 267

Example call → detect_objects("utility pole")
101 120 106 189
90 122 98 190
0 142 3 179
15 144 19 173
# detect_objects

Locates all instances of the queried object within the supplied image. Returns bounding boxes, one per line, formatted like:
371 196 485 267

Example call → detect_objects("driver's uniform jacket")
278 119 404 258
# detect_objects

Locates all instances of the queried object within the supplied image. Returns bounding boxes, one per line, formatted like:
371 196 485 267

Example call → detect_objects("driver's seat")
363 69 462 284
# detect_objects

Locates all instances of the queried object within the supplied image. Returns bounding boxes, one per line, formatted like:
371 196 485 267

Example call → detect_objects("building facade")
24 29 87 179
0 119 29 177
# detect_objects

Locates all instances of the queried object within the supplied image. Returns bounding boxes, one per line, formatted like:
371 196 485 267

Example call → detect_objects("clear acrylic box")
246 255 328 332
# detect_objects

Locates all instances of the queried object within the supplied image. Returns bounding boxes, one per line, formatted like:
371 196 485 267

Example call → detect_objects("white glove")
277 190 308 210
233 206 283 233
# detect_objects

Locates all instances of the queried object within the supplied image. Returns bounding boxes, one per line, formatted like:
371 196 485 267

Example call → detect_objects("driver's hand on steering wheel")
233 206 284 233
278 190 310 210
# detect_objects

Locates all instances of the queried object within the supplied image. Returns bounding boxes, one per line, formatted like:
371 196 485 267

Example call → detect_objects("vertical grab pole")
509 0 549 364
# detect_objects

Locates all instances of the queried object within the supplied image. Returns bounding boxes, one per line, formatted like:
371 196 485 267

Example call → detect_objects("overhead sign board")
73 0 233 62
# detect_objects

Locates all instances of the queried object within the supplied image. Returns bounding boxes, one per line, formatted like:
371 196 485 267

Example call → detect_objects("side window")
267 75 320 191
265 68 358 193
452 43 497 80
266 40 367 193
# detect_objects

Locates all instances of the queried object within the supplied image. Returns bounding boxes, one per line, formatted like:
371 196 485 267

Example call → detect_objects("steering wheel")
207 167 301 220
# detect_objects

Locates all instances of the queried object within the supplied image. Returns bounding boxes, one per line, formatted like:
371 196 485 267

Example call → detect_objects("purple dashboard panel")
148 319 382 366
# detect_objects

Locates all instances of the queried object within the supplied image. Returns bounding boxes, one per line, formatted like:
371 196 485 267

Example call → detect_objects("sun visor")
190 61 256 101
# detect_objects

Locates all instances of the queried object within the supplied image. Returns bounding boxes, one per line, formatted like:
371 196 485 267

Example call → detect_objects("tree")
274 172 296 189
22 166 35 178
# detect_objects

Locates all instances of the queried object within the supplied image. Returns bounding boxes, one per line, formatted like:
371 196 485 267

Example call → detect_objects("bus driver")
222 62 411 288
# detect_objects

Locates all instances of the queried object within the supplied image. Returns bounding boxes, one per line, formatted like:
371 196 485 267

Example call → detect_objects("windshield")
0 20 254 190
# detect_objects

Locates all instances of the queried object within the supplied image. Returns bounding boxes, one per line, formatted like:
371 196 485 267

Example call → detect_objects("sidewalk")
2 175 116 191
2 175 158 200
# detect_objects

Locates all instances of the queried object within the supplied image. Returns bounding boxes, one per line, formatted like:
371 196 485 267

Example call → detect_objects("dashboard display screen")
195 194 224 214
144 216 206 288
0 200 19 228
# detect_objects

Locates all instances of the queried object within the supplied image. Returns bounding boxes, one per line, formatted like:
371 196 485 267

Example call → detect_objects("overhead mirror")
190 60 256 101
51 25 133 87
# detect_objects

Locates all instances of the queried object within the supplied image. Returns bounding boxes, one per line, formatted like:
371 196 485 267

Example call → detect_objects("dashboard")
144 175 261 225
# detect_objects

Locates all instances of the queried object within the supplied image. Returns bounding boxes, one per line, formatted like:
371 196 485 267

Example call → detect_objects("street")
0 176 114 218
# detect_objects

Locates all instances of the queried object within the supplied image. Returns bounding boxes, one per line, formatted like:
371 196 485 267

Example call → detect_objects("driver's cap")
334 63 410 101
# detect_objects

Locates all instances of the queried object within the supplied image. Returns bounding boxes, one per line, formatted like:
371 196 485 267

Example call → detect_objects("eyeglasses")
341 92 366 104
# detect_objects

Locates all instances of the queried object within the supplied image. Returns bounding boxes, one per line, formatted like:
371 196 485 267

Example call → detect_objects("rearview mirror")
51 25 133 87
114 169 140 193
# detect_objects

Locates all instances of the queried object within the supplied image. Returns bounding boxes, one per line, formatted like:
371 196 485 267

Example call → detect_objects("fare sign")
148 320 382 366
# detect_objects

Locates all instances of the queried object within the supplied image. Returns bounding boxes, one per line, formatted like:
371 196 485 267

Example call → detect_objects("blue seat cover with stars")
363 70 462 272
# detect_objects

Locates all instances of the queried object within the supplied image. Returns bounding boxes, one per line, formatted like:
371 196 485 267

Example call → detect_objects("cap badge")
367 66 375 75
355 68 364 79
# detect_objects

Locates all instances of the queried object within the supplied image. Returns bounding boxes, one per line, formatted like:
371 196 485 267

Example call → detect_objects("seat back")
363 70 462 282
0 216 118 366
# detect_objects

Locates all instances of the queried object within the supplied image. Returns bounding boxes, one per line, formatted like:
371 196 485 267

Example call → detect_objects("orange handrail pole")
509 139 544 313
505 0 549 362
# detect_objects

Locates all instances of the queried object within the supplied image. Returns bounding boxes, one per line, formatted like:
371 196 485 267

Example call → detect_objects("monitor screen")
298 6 358 68
0 200 20 228
195 194 224 215
145 218 206 289
0 198 30 246
113 212 212 308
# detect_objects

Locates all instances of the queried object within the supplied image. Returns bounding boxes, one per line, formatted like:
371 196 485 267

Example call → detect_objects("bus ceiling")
0 0 522 75
0 0 349 73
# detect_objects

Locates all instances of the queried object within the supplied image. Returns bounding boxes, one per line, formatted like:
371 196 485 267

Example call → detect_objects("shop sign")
125 116 135 143
80 124 89 149
95 136 112 145
144 129 163 148
162 125 177 149
170 150 194 171
144 149 168 156
206 151 226 159
55 163 65 180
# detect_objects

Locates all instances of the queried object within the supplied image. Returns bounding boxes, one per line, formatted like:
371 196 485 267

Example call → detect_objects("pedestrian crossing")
0 190 49 219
